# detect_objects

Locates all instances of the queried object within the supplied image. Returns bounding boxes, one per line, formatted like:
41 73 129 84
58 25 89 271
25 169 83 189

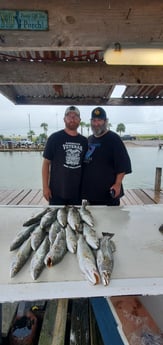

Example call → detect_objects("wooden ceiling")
0 0 163 106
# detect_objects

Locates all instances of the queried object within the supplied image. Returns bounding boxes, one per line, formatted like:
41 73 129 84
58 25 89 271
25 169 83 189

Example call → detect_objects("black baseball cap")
91 107 107 120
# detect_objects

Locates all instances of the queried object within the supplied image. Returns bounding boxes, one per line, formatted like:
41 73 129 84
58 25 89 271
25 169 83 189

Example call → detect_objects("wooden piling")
154 167 162 191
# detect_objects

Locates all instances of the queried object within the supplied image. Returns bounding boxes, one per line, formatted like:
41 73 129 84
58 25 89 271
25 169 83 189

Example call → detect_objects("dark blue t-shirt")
82 130 132 203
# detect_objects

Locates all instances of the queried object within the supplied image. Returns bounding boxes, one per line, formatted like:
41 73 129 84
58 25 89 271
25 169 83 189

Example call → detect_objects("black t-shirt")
43 130 88 200
82 131 132 203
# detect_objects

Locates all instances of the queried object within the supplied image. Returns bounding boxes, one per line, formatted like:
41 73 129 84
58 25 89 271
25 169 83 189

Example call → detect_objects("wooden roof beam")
1 61 163 85
0 1 162 50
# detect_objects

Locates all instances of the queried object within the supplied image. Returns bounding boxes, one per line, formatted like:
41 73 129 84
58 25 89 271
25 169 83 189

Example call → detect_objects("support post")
0 303 2 344
154 167 162 191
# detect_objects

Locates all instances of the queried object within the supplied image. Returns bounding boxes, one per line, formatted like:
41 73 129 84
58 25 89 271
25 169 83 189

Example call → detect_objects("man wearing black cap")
82 107 132 206
42 106 88 205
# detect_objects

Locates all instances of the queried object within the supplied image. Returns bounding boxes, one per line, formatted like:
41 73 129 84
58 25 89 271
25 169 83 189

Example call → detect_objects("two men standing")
42 106 132 206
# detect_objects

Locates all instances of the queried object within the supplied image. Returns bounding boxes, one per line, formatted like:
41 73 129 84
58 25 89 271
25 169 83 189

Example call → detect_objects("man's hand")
110 184 121 198
110 172 125 198
43 186 52 202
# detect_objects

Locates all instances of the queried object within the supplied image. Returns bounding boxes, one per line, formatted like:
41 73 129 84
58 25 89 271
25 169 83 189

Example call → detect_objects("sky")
1 90 163 138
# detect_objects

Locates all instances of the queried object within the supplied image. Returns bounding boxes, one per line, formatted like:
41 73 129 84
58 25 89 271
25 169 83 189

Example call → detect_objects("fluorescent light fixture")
104 43 163 65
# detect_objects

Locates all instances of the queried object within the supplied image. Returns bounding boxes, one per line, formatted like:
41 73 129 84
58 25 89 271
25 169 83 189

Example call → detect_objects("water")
0 147 163 190
0 151 43 189
125 146 163 189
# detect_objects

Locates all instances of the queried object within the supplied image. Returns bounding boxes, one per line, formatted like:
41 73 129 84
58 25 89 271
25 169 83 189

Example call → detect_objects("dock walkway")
0 188 163 206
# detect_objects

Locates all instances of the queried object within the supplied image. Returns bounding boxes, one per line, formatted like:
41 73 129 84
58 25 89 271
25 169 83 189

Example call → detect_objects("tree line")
0 122 126 142
80 122 126 136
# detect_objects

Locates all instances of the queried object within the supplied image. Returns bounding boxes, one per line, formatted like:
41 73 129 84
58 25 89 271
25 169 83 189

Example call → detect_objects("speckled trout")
57 206 68 228
44 229 67 267
67 206 81 232
48 220 61 245
10 222 39 251
30 236 50 280
10 237 32 278
31 225 46 251
96 232 115 286
83 223 99 249
23 208 50 227
79 205 94 227
77 235 100 285
40 208 58 230
65 224 78 253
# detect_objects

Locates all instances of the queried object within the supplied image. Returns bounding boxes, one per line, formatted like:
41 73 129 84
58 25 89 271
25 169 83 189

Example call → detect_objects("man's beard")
91 122 108 137
66 122 79 131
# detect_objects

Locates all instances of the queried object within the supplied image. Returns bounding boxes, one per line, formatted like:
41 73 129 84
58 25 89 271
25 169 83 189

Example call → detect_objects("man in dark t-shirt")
82 107 132 206
42 106 88 205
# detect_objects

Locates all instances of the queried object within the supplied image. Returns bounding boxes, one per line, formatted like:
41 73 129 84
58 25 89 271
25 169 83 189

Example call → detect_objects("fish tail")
82 199 89 207
102 232 114 239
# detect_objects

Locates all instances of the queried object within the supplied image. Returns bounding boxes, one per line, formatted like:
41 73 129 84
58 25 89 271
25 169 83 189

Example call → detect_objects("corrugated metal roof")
1 50 163 105
123 85 163 99
0 50 104 62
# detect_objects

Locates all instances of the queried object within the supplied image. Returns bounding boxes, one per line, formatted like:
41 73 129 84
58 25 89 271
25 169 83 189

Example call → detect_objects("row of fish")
9 203 116 286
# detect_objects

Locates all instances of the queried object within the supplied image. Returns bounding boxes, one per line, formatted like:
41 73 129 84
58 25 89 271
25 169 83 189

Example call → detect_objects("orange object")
110 296 163 345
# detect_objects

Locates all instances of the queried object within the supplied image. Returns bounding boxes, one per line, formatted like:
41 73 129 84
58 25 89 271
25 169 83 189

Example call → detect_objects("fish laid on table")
23 208 50 227
57 206 68 228
31 225 46 251
79 204 94 227
30 236 50 280
65 224 78 254
77 234 100 285
48 220 61 245
10 223 39 251
44 229 67 267
83 223 99 249
67 206 81 232
10 237 32 278
40 208 58 230
96 232 115 286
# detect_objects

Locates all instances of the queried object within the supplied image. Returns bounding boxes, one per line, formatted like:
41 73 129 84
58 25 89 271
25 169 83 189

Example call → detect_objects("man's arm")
111 172 125 198
42 158 52 202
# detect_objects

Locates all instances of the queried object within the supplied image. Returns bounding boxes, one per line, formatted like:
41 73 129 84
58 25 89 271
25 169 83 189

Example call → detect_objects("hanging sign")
0 10 48 31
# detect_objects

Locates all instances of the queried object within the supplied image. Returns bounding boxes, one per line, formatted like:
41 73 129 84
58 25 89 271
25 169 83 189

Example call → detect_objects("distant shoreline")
0 140 163 152
124 140 163 147
0 148 44 152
